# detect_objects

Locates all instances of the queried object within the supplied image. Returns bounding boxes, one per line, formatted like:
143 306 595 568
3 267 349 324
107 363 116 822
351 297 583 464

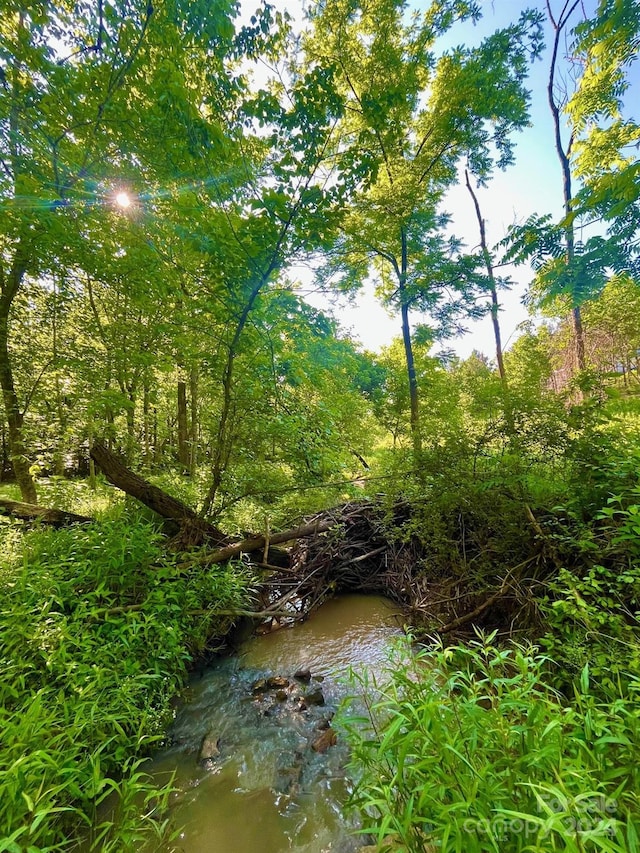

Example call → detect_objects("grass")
0 496 255 851
340 633 640 853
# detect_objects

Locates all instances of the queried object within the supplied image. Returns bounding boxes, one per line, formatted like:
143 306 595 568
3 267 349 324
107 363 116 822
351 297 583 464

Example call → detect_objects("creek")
145 595 405 852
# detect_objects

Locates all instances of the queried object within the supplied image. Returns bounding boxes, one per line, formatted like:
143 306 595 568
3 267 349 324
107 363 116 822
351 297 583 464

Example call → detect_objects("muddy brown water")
145 595 406 852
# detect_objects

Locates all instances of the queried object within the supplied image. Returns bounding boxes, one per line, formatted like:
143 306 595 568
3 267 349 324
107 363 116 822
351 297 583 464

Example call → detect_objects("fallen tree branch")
90 443 225 542
524 503 562 569
179 519 334 568
94 604 295 619
0 499 92 527
435 579 511 636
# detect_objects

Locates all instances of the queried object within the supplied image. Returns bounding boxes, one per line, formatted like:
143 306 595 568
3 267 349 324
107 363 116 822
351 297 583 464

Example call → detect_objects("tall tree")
306 0 542 457
503 0 637 383
194 49 347 514
545 0 587 372
464 170 508 384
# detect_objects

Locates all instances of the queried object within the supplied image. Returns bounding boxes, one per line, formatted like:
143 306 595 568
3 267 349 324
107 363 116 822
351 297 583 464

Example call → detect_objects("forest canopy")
0 0 637 504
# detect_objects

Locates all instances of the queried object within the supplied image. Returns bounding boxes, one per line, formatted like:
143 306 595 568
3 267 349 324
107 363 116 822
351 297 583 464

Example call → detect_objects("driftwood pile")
0 443 545 638
255 500 542 637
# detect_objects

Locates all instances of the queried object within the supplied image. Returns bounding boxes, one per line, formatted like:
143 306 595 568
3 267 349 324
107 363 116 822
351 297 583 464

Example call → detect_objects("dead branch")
179 519 334 569
90 442 225 542
436 580 510 636
0 498 92 527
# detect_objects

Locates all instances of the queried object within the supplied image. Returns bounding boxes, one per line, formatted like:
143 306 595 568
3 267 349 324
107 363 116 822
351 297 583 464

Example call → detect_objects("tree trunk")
0 263 37 504
177 379 189 468
181 519 334 568
189 366 198 475
572 305 586 374
0 498 92 526
398 227 422 458
125 388 137 462
202 277 266 516
87 417 97 489
547 0 586 374
143 377 151 467
90 441 225 542
464 170 515 434
464 170 507 383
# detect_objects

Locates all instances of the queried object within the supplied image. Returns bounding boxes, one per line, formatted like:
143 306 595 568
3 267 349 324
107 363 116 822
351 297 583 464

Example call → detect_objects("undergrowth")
341 633 640 853
0 511 254 851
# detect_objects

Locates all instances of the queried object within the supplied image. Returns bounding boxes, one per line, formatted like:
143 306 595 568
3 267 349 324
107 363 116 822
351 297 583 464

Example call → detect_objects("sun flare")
114 191 132 209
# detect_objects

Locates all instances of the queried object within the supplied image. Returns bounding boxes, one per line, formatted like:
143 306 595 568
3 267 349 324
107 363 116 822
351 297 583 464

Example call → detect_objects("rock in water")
265 675 290 690
311 727 337 753
304 687 325 706
199 732 220 763
294 667 312 683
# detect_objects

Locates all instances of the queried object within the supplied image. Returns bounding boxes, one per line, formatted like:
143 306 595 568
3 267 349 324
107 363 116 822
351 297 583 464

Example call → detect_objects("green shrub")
341 633 640 853
0 515 253 851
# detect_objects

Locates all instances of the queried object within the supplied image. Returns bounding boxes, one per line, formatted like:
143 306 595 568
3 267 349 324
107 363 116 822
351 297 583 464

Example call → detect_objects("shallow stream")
146 595 405 852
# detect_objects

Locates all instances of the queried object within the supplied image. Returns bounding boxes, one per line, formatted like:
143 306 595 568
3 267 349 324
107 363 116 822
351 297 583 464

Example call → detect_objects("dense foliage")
0 488 254 850
342 635 640 853
1 0 639 849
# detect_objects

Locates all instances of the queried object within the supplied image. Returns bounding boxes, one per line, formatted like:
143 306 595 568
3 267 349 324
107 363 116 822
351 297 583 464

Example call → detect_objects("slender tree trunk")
547 0 586 374
464 171 507 382
125 389 136 461
464 170 516 434
177 379 189 468
397 227 422 458
572 305 585 372
0 419 7 481
88 418 97 489
202 277 267 516
189 366 198 475
153 407 160 464
52 280 67 476
143 377 151 467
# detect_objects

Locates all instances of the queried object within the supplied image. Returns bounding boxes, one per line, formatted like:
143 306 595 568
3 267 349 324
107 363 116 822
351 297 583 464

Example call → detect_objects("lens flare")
115 191 132 209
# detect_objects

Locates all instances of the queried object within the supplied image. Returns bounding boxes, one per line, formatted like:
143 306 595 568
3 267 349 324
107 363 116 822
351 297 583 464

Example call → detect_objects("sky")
296 0 639 360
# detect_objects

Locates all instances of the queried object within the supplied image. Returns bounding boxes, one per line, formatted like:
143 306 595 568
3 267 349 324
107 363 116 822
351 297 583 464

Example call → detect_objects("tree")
504 1 638 381
306 0 542 457
568 0 640 269
544 0 590 371
0 0 239 501
463 169 509 384
194 48 348 514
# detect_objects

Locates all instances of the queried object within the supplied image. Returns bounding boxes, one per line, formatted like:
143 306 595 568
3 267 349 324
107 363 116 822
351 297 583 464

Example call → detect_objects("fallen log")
0 498 92 527
180 519 334 568
90 443 225 543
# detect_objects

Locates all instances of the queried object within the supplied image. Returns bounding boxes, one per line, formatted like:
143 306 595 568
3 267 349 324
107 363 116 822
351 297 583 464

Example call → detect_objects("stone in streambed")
266 675 290 690
199 732 220 764
274 754 303 795
293 667 312 683
303 687 325 706
316 712 335 730
311 727 337 753
251 675 290 695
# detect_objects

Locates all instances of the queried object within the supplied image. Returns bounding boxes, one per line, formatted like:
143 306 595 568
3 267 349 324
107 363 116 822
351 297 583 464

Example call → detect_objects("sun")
114 191 132 209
